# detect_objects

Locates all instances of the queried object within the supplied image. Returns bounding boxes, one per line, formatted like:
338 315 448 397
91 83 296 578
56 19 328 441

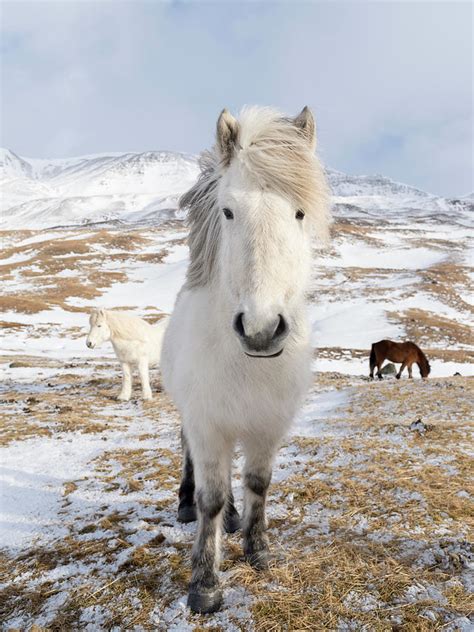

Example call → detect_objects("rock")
381 363 397 375
9 361 31 368
409 419 434 435
454 372 461 376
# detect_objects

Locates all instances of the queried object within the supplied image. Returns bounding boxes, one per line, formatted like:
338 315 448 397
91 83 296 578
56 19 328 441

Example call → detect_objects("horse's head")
213 106 330 358
86 308 111 348
418 348 431 378
420 360 431 378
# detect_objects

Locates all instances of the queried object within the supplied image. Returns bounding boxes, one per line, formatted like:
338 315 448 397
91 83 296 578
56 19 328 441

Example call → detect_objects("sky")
0 1 472 197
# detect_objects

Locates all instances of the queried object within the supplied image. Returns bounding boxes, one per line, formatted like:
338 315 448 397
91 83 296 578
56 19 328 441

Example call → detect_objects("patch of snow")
321 242 446 270
0 414 164 551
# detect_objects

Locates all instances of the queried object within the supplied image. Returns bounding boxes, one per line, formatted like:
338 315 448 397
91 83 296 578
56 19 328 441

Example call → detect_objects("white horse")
161 105 331 613
86 308 168 401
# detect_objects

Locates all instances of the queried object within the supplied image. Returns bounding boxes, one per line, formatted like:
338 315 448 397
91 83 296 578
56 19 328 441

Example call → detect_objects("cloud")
1 1 472 196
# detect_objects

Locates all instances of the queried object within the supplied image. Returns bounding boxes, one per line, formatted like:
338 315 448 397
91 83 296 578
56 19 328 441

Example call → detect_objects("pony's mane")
92 309 155 342
181 106 331 288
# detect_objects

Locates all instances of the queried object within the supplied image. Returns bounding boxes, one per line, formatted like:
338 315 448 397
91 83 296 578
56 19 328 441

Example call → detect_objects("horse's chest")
112 340 143 363
200 352 310 430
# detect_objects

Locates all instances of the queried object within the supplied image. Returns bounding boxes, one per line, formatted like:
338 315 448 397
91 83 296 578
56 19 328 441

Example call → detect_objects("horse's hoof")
117 395 130 401
187 587 223 614
177 504 197 523
245 549 270 571
223 511 241 534
396 375 401 380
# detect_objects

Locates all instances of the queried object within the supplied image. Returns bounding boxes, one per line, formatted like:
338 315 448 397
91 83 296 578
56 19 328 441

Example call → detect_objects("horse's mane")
181 106 331 289
92 309 155 342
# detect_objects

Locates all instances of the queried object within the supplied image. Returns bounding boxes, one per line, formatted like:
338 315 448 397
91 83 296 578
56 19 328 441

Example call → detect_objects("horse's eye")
223 208 234 220
295 209 305 220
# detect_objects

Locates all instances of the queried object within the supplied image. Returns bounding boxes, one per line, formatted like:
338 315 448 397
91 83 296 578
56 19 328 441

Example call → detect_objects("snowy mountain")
0 149 199 228
0 148 471 229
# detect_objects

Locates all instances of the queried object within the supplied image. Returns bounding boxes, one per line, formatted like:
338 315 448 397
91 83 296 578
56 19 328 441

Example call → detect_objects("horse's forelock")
181 107 331 289
237 107 330 236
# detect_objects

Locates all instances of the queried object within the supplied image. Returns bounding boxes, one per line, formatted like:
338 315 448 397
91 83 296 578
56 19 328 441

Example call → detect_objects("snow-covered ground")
0 148 473 629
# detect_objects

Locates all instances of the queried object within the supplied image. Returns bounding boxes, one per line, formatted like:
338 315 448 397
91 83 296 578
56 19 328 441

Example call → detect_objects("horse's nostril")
273 314 287 339
233 313 245 338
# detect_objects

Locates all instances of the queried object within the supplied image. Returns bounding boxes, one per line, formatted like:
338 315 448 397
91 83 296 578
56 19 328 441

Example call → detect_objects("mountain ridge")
1 147 471 229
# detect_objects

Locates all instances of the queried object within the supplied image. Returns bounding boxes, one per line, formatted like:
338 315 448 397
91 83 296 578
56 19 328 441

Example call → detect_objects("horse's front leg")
408 363 413 378
187 441 231 614
242 441 274 570
138 358 153 400
118 362 132 400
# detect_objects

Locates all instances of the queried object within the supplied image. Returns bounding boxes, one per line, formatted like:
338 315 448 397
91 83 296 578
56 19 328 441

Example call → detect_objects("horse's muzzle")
86 340 93 349
233 313 288 357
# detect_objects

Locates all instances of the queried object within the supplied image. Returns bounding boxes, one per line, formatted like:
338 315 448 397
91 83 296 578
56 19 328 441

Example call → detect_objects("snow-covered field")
1 148 473 629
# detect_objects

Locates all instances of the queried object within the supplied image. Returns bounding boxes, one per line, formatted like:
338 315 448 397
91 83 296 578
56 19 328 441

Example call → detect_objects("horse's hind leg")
118 362 132 400
223 472 241 534
178 430 197 523
377 361 384 380
242 439 274 570
396 361 407 380
178 432 240 532
138 358 153 400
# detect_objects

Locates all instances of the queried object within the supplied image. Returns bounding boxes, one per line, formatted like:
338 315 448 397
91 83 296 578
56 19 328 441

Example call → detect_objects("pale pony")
161 105 331 613
86 308 168 401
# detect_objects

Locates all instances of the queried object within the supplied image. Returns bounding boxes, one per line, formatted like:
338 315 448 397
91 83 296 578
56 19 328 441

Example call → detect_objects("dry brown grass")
417 262 473 314
0 227 174 314
1 375 472 629
389 308 473 351
332 221 383 246
233 538 473 631
1 222 472 629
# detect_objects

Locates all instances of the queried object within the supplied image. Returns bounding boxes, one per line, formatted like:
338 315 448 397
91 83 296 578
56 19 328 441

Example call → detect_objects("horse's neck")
110 335 121 348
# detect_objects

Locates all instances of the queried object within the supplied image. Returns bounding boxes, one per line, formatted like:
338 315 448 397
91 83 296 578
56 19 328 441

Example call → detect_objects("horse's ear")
294 106 316 150
216 108 239 165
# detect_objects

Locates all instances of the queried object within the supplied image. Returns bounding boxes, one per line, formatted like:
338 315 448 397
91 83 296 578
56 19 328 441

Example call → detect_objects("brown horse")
369 340 431 379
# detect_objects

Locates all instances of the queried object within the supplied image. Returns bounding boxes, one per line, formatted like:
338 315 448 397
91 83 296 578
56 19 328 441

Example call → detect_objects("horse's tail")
370 344 376 368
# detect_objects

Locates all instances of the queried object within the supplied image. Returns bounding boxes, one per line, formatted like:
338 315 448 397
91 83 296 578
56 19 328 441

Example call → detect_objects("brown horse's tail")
370 344 376 368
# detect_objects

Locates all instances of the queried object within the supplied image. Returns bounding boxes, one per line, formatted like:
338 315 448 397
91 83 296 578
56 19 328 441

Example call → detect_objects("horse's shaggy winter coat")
86 308 168 400
370 339 431 379
161 105 331 613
